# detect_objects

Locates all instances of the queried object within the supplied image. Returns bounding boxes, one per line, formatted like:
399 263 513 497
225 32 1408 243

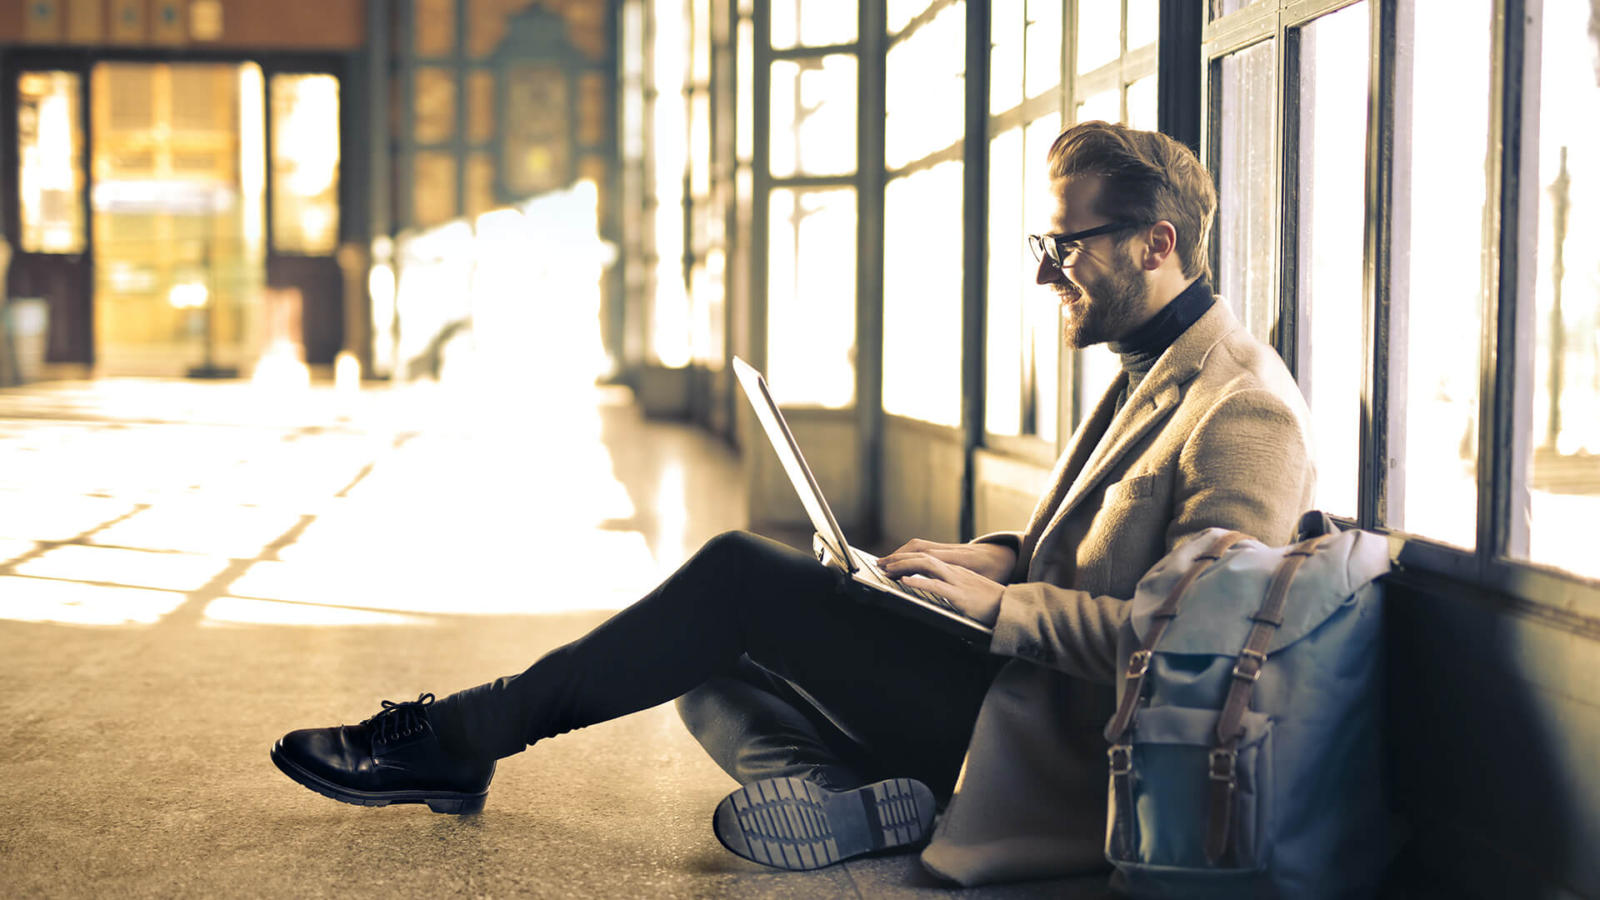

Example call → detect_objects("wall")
743 405 862 543
881 416 964 545
1386 579 1600 897
2 0 365 50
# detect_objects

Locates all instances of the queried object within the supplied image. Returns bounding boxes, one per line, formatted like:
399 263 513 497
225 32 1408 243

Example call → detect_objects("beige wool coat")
919 298 1316 886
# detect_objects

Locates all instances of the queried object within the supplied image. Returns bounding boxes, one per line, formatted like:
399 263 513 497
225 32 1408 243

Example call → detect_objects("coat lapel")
1033 300 1241 548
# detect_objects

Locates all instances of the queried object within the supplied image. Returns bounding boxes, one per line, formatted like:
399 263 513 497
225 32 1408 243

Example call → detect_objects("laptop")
732 356 994 645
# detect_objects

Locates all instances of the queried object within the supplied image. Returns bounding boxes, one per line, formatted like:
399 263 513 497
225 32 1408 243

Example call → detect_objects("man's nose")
1036 256 1062 286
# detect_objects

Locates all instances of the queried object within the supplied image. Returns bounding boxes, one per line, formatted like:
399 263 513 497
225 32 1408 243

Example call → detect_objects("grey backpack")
1103 514 1391 898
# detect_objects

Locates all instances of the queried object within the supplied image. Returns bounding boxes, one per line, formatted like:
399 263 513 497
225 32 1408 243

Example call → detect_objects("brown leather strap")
1104 530 1244 861
1203 532 1337 864
1106 530 1247 741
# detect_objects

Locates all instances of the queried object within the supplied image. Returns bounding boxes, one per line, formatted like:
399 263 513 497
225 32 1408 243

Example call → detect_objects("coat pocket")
1103 472 1155 504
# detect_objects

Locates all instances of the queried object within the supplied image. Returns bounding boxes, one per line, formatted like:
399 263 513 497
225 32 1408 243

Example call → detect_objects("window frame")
1203 0 1600 610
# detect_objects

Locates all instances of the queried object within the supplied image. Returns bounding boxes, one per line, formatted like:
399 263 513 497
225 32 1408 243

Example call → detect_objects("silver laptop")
732 356 993 645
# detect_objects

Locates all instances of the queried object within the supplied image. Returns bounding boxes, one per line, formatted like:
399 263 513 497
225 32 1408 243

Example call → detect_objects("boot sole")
270 742 488 815
712 776 935 870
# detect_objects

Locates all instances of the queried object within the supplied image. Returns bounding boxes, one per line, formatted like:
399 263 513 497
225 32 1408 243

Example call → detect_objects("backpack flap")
1128 528 1390 658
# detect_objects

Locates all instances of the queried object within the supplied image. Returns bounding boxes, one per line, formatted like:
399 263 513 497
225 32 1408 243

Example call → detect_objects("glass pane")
413 151 458 226
737 18 754 161
1023 113 1062 439
771 0 857 48
770 54 857 177
690 91 711 195
17 70 85 254
987 127 1025 436
693 0 712 82
1128 0 1159 50
884 162 964 426
1216 39 1276 343
1525 0 1600 578
414 66 456 144
468 70 495 143
885 2 965 169
767 188 856 406
991 0 1025 113
1211 0 1254 19
466 151 495 216
578 73 607 145
1296 4 1369 519
1127 73 1157 130
1397 0 1491 547
1075 88 1119 124
270 74 340 255
652 0 691 366
416 0 456 57
90 63 264 374
690 258 725 365
1023 0 1062 98
1076 0 1121 75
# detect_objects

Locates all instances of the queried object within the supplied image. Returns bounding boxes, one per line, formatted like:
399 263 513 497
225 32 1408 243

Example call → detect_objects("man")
271 121 1313 886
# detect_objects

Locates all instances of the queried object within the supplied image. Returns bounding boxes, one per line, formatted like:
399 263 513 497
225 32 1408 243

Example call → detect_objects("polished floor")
0 375 1106 898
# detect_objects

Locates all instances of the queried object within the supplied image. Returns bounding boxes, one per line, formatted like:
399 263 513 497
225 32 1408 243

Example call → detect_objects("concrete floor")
0 376 1109 898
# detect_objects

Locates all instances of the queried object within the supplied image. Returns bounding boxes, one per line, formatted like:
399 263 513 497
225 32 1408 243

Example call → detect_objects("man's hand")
881 539 1016 582
877 540 1016 627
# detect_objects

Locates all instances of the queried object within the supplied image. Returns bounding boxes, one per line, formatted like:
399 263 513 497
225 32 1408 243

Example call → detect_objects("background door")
6 63 93 366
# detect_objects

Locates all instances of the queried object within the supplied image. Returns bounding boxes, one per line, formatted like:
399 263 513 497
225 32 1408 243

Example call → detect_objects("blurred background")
0 2 1598 898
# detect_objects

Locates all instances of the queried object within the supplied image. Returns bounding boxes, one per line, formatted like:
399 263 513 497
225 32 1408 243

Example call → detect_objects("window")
652 0 692 366
765 0 860 404
1071 0 1161 425
1295 2 1369 519
18 71 85 255
985 0 1063 442
767 188 857 405
269 74 340 255
1524 0 1600 579
884 161 965 425
882 0 966 425
1393 0 1493 548
770 55 857 177
1213 39 1276 344
771 0 855 48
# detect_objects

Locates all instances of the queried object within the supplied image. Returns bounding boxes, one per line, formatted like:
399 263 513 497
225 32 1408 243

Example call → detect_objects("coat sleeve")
985 388 1314 684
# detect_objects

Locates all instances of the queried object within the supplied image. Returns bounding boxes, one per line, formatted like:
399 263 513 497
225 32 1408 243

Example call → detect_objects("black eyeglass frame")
1027 221 1149 268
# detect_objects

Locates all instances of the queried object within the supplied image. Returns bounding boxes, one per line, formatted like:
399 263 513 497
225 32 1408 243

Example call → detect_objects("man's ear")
1141 221 1178 271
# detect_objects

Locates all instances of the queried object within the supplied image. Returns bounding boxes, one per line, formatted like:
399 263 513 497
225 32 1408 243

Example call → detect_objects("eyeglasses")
1027 221 1146 269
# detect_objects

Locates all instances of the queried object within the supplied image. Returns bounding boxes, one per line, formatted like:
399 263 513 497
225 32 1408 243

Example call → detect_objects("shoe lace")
363 692 436 745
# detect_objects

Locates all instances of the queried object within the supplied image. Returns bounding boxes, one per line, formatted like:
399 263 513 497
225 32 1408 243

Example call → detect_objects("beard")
1059 252 1149 349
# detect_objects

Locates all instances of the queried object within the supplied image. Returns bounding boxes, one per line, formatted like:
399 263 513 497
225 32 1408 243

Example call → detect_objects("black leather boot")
712 776 936 869
271 693 495 814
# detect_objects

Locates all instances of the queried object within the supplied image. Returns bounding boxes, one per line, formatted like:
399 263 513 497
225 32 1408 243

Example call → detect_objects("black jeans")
429 530 1003 800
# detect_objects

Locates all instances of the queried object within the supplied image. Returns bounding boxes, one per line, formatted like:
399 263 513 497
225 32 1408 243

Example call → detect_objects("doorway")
89 61 266 376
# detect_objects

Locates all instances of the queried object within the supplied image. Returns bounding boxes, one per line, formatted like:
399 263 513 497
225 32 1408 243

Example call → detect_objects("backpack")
1102 513 1391 899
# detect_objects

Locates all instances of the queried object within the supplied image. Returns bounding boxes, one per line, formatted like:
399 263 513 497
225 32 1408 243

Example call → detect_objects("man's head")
1034 121 1217 348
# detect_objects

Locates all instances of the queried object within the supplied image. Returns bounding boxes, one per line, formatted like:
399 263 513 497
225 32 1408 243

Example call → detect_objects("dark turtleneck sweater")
1108 278 1215 414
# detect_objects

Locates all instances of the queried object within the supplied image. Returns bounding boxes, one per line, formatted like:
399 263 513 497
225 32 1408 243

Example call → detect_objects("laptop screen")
731 357 855 570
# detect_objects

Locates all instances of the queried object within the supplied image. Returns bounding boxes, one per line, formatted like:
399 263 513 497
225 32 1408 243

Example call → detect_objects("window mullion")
1358 0 1397 530
1477 0 1539 563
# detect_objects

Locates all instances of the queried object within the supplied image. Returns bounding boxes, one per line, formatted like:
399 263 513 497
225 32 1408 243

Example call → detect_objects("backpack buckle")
1231 648 1267 682
1108 744 1133 776
1208 748 1237 784
1126 649 1152 679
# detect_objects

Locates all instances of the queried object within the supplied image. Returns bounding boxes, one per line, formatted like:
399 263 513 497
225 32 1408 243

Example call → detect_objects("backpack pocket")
1108 704 1274 872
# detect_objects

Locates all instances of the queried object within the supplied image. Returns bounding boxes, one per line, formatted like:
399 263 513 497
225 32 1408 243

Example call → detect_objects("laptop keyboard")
857 554 960 612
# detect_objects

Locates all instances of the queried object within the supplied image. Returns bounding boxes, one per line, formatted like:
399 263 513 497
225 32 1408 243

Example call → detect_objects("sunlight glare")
0 576 186 627
16 545 232 593
202 596 427 627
